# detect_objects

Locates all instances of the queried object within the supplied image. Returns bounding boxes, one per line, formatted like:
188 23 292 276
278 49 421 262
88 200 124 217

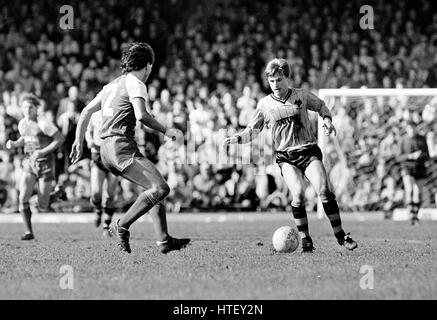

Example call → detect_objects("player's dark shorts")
91 150 110 174
23 156 54 181
401 163 427 179
276 144 323 174
100 135 143 176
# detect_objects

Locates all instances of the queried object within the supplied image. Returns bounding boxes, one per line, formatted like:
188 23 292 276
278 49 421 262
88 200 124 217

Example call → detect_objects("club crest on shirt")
267 103 302 125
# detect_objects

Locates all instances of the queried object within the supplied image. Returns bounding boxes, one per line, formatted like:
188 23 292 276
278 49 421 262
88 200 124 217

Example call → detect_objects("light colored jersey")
86 111 104 152
99 73 148 139
18 118 58 158
239 88 331 152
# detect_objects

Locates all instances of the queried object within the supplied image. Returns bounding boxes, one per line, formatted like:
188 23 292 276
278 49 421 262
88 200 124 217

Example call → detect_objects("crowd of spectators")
0 0 436 213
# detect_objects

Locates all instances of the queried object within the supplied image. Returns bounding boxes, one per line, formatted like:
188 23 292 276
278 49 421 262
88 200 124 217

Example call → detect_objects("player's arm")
132 97 179 140
85 117 94 149
33 130 65 159
305 90 336 136
223 103 264 147
70 93 102 164
5 137 24 149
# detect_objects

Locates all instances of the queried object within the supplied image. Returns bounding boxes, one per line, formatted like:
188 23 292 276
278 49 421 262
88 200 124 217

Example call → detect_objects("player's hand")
222 136 238 149
5 140 13 150
165 128 183 142
322 119 336 136
70 140 83 165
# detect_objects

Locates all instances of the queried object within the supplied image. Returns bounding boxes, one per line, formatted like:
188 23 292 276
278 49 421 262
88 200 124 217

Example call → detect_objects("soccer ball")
272 226 300 253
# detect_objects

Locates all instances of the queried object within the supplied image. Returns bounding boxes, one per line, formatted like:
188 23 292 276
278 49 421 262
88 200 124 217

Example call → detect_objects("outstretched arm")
223 104 265 148
132 97 167 134
6 137 24 149
69 94 102 164
132 97 180 141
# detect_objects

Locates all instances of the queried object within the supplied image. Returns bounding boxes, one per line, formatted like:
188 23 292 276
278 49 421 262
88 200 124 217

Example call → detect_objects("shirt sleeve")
126 75 148 103
304 89 332 120
39 120 59 137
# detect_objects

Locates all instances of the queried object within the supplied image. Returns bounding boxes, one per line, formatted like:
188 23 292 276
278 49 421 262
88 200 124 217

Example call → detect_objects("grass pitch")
0 213 435 300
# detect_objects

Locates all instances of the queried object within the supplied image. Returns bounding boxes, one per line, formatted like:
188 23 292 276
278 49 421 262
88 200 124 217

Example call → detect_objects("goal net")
316 88 437 219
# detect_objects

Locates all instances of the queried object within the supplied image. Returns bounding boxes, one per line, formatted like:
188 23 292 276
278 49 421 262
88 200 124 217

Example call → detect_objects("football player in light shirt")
70 42 190 254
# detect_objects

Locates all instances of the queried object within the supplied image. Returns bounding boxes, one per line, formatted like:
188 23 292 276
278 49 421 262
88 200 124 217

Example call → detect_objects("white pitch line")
0 212 387 223
370 238 426 244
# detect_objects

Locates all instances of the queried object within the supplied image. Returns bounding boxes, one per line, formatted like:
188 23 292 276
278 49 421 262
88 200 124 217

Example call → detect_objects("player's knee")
155 183 170 199
146 183 170 205
319 188 335 203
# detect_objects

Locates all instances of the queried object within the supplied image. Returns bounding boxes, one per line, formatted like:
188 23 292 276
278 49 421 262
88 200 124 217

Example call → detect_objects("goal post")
316 88 437 219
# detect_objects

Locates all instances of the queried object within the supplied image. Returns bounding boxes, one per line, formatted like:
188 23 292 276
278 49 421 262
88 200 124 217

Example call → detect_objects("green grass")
0 215 436 300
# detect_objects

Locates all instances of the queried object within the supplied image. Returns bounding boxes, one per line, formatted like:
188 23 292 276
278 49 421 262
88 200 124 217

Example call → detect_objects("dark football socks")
322 199 346 240
291 205 310 239
20 207 33 235
119 191 157 229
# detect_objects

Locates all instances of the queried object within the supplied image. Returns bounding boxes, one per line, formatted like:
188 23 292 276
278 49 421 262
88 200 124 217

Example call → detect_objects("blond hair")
264 58 290 79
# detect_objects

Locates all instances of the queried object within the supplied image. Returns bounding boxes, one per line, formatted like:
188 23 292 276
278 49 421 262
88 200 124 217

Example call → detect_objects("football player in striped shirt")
70 42 190 254
6 94 64 240
223 58 357 252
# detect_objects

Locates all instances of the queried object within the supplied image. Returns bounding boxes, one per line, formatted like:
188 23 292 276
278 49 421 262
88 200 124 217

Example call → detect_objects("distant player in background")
399 120 430 225
223 58 358 252
6 94 64 240
70 42 190 254
85 111 118 237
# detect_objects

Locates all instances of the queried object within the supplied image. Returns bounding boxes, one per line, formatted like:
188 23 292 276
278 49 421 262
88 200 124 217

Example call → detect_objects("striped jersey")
18 118 58 158
99 73 148 140
240 88 332 152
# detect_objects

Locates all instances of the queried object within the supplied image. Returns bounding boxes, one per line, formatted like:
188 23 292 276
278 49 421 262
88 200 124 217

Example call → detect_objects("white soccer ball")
272 226 300 253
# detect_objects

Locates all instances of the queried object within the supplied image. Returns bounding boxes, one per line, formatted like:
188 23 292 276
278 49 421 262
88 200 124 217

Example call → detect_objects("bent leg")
305 160 345 239
119 157 170 231
281 163 310 240
149 202 168 242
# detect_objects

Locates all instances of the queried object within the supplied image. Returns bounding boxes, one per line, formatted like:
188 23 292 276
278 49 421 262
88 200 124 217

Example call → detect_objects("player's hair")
264 58 290 79
120 42 155 73
20 93 40 107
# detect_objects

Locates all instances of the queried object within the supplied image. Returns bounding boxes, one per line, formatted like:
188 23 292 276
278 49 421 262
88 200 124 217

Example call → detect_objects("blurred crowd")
324 95 437 215
1 0 437 213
